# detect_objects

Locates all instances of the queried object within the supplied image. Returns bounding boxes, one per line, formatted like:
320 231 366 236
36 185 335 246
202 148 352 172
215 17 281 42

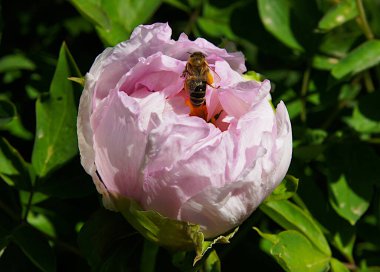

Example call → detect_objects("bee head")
188 51 206 66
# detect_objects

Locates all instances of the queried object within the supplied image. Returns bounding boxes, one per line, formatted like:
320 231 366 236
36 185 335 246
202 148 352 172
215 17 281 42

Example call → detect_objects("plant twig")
300 67 311 123
355 0 374 40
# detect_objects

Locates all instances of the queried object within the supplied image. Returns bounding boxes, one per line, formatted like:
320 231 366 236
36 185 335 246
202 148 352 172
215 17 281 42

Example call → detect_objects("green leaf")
202 250 221 272
0 99 16 126
12 224 56 272
257 0 303 51
71 0 161 46
312 55 339 70
254 228 331 272
0 115 33 140
344 105 380 134
0 137 32 189
78 209 142 271
27 212 56 237
140 239 159 272
70 0 111 30
328 175 370 225
197 1 242 40
330 258 350 272
0 54 35 73
260 200 331 256
326 143 380 224
113 195 237 265
318 0 358 31
329 220 355 263
265 175 299 202
332 40 380 79
35 157 95 198
31 43 81 178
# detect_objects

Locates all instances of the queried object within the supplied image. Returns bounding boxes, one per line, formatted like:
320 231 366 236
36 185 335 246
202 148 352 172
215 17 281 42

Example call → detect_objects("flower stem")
0 198 20 222
22 189 34 221
300 67 311 123
355 0 374 40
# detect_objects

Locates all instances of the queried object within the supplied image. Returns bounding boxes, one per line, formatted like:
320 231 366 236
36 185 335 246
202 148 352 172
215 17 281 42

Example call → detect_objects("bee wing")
207 65 221 88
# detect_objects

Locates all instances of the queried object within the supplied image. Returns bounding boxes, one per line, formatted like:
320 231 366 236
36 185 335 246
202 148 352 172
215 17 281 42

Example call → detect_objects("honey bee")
182 52 218 119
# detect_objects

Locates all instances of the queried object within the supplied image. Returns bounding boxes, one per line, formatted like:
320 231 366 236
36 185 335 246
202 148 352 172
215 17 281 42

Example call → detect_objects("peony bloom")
77 23 292 239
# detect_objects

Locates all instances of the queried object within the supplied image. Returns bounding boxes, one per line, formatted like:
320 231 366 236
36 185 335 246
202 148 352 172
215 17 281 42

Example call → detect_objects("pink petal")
115 52 185 98
179 180 263 238
90 23 174 108
141 117 225 218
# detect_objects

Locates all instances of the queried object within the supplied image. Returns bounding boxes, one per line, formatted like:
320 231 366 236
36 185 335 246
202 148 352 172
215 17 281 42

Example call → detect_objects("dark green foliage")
1 0 380 271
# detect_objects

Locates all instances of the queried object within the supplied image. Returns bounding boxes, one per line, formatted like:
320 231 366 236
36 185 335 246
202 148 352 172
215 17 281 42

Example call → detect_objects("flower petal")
91 90 147 200
115 52 185 98
179 180 263 238
90 23 174 107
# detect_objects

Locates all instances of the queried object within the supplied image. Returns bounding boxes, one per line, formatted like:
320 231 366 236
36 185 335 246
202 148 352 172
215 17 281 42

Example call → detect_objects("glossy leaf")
326 143 380 225
0 137 32 189
254 228 331 272
31 43 81 178
258 0 303 51
265 175 299 202
332 40 380 79
12 224 56 272
330 258 350 272
318 0 358 31
260 200 331 256
71 0 161 46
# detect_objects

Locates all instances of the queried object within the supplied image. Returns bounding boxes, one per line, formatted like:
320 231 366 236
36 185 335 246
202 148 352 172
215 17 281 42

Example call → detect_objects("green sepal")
68 76 85 86
111 194 238 265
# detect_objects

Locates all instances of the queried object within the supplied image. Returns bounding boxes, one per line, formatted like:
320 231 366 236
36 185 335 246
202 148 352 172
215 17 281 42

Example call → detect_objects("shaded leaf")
254 228 331 272
326 143 380 224
0 99 16 126
318 0 358 31
12 224 56 272
140 239 159 272
78 209 141 271
344 105 380 134
332 40 380 79
31 43 81 178
0 115 34 140
257 0 303 51
0 54 35 73
35 157 95 199
312 55 339 70
0 137 32 189
260 200 331 256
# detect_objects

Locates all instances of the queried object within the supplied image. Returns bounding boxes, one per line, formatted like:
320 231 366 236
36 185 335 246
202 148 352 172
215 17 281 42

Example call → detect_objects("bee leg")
209 110 223 125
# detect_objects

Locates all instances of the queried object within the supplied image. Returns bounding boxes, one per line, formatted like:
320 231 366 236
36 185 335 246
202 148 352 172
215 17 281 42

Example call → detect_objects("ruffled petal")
166 33 246 73
115 52 185 98
90 23 174 107
218 79 271 119
179 180 263 238
91 90 147 199
141 116 226 218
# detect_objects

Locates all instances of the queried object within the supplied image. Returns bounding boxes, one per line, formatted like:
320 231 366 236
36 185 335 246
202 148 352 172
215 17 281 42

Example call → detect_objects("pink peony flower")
77 23 292 239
